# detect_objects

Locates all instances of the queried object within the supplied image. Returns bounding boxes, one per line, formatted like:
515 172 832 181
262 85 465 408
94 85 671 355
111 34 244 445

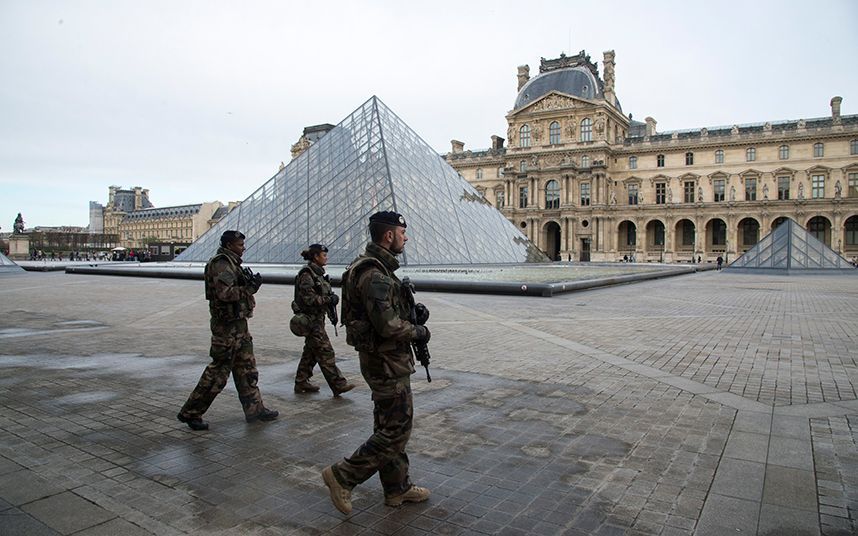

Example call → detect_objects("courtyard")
0 269 856 535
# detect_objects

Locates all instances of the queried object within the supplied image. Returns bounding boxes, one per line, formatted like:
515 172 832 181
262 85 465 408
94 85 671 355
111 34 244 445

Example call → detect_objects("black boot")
177 412 209 431
246 408 279 423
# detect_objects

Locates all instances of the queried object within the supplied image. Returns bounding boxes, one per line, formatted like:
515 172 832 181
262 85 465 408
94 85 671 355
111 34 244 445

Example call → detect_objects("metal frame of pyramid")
728 218 856 274
177 96 547 265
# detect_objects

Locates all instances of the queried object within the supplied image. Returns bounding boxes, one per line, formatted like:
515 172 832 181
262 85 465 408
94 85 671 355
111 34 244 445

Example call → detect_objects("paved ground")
0 269 856 535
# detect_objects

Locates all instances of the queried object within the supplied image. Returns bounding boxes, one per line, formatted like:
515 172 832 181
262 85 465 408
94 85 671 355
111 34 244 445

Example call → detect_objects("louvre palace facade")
446 50 858 263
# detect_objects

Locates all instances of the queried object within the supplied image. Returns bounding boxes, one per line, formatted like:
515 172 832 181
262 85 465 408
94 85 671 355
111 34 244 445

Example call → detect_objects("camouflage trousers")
295 319 348 390
332 377 413 496
179 318 266 420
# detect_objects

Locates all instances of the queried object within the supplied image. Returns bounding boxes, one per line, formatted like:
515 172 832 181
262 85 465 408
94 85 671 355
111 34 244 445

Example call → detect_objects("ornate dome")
514 66 600 110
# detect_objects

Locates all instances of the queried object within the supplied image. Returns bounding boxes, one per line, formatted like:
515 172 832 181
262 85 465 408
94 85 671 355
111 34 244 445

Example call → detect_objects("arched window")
519 124 531 147
549 121 561 144
746 147 756 162
779 145 790 160
715 149 724 164
520 160 527 173
814 142 824 157
545 180 560 209
685 152 694 165
475 168 483 180
580 118 592 142
656 154 665 167
629 156 637 169
581 155 590 168
845 216 858 246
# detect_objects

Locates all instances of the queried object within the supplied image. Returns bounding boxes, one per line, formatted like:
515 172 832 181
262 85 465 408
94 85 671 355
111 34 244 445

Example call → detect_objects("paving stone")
759 503 820 536
0 511 62 536
20 492 116 535
710 458 765 501
763 466 817 511
695 494 759 536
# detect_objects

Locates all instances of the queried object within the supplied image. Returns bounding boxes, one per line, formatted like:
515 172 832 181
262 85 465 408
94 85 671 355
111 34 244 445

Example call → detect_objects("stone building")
446 50 858 262
91 186 234 249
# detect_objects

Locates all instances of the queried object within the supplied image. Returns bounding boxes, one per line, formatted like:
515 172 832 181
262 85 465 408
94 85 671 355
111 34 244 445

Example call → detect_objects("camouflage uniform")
293 262 349 391
178 246 269 420
330 242 425 497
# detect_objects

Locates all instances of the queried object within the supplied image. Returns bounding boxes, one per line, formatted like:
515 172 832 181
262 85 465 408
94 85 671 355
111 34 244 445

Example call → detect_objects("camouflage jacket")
205 247 256 322
292 262 333 320
343 242 420 384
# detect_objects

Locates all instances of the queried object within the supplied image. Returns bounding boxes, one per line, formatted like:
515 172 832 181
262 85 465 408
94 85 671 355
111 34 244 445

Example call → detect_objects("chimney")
831 96 843 123
108 185 118 207
517 65 530 91
133 186 143 210
645 117 657 137
451 140 464 154
491 135 505 151
602 50 616 105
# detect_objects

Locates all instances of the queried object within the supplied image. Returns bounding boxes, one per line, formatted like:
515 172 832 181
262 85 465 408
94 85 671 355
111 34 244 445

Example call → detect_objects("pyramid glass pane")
177 96 547 265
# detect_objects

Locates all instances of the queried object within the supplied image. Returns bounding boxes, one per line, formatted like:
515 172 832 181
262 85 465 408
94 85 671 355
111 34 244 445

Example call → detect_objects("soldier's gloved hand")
414 303 430 325
414 325 431 344
328 293 340 307
247 273 263 294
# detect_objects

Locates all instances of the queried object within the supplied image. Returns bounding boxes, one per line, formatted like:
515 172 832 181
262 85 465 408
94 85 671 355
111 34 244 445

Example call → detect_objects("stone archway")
543 221 562 261
618 220 636 259
807 216 832 246
738 217 761 252
674 219 696 260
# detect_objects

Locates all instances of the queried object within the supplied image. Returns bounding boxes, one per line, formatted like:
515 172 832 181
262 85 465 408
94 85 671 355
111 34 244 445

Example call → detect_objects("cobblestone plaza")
1 270 856 535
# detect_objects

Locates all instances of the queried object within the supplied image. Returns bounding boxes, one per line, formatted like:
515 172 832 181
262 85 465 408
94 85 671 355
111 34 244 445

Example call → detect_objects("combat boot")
177 413 209 431
246 408 279 423
332 383 356 397
385 485 431 507
294 381 321 393
322 466 352 514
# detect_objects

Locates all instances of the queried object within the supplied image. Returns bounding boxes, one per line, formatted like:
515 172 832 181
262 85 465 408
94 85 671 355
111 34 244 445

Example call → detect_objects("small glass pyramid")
177 96 547 265
729 218 854 272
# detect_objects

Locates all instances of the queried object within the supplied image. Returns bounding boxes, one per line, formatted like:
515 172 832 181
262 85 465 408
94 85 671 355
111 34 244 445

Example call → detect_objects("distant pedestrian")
716 255 723 270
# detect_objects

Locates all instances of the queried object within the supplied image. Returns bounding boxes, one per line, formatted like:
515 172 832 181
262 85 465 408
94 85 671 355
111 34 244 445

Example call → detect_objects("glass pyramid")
729 218 855 273
177 96 547 265
0 251 24 273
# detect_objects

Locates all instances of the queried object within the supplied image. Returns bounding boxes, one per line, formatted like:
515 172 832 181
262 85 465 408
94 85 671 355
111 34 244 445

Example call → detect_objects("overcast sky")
2 0 857 230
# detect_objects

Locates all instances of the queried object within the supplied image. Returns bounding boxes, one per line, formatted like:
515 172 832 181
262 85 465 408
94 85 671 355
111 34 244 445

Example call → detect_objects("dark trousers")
295 320 347 390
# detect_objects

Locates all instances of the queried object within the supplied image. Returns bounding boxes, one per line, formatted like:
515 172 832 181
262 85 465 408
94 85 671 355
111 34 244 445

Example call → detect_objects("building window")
520 160 527 173
545 180 560 209
580 118 592 142
626 224 636 246
846 217 858 246
715 149 724 164
682 220 695 246
814 142 824 157
475 168 483 180
519 125 531 148
742 220 760 247
549 121 561 144
684 181 695 203
656 154 665 167
779 145 790 160
628 183 639 205
746 147 756 162
629 156 637 169
519 186 528 208
496 191 505 208
778 176 790 200
848 173 858 197
581 155 590 168
580 182 591 206
812 174 825 198
714 179 725 202
497 166 503 178
653 223 665 246
745 177 757 201
851 140 858 155
809 217 827 243
655 182 666 204
685 152 694 165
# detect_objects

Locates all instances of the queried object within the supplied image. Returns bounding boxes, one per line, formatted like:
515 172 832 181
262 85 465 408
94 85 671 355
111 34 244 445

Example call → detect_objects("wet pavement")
0 270 856 535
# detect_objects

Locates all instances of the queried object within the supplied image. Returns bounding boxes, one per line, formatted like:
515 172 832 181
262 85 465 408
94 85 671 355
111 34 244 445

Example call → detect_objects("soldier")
292 243 355 396
321 211 431 515
177 230 278 430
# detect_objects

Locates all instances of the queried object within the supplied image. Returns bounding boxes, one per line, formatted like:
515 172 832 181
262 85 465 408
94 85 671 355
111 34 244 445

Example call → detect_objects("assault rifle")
241 267 263 292
324 274 338 336
401 277 431 382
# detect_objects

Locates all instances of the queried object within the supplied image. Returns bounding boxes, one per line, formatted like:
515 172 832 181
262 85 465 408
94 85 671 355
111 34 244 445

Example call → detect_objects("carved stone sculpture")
835 180 842 198
729 185 736 202
13 213 24 234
